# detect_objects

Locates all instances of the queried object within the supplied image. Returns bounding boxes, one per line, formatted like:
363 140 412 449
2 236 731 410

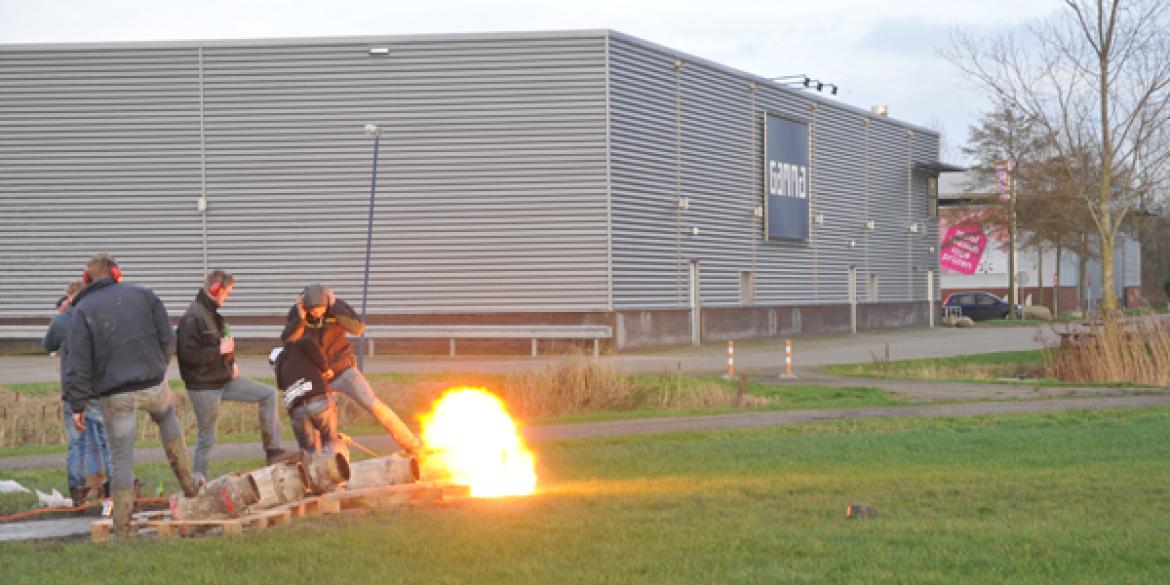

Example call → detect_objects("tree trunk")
1036 242 1044 309
1078 235 1089 313
1053 245 1062 316
1099 229 1117 312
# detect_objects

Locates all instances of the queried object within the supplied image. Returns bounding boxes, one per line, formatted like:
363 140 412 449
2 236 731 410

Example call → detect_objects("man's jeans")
187 377 283 477
331 368 378 410
289 395 338 454
63 399 111 488
100 381 184 492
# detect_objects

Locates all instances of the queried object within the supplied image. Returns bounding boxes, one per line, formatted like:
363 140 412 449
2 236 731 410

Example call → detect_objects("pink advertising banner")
939 223 988 275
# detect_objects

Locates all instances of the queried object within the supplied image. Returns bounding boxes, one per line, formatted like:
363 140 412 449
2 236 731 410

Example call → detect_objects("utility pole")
997 160 1018 318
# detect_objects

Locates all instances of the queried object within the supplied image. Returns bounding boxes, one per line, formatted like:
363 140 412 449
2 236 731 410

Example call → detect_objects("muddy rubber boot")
162 439 202 497
69 486 85 512
371 402 423 455
265 448 301 465
84 472 106 503
111 489 135 538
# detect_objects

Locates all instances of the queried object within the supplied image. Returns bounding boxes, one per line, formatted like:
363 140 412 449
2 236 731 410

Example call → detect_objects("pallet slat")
90 481 466 541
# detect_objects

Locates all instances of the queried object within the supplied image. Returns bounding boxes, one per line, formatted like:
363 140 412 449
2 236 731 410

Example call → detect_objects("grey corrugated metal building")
0 30 946 349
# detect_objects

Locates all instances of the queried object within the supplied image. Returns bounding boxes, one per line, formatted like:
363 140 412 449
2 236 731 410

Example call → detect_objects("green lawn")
824 349 1051 383
3 408 1170 583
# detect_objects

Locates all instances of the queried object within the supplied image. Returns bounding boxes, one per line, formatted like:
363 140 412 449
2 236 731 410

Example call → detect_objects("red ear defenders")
83 264 122 285
208 272 231 296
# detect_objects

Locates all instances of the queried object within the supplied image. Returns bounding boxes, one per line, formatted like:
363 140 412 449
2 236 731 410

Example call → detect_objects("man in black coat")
177 270 294 480
271 336 341 455
65 253 200 536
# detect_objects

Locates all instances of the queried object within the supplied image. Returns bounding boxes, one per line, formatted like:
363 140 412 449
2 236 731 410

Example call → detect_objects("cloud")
854 16 955 57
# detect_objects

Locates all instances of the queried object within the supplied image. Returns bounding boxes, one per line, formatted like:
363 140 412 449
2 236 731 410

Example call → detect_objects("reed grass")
1045 313 1170 386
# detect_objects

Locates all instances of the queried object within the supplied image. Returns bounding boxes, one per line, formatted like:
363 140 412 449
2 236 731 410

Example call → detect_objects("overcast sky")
0 0 1064 161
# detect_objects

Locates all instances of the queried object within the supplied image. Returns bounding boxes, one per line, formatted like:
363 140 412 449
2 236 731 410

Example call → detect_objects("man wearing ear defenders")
64 253 201 537
177 270 296 480
281 284 422 455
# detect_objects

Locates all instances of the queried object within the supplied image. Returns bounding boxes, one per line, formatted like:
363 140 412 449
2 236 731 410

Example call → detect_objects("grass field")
3 408 1169 583
0 370 902 448
824 349 1048 382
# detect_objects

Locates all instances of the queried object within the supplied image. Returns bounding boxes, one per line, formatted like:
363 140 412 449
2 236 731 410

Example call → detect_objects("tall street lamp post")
359 124 383 369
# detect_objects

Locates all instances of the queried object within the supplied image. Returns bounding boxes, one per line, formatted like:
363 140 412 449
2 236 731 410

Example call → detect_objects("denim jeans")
62 399 112 488
100 381 184 492
331 368 378 410
187 377 283 477
289 395 338 454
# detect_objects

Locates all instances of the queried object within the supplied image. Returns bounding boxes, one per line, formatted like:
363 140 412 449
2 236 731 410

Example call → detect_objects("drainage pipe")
250 462 309 509
305 451 351 495
172 473 259 520
346 454 420 491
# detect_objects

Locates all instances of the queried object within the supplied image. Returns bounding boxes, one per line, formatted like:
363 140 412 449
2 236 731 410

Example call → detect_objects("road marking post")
779 338 797 379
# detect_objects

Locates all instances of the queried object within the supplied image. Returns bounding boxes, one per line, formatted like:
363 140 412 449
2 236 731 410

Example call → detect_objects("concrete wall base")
616 302 931 350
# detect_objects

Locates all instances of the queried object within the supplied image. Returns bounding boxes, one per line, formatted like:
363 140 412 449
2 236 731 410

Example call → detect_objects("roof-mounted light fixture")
368 47 390 56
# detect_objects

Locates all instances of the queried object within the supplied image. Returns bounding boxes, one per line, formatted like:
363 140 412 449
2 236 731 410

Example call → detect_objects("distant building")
937 172 1142 312
1 30 957 349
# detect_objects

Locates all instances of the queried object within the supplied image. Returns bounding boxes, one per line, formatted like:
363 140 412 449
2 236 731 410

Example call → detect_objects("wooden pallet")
323 481 470 511
91 481 467 542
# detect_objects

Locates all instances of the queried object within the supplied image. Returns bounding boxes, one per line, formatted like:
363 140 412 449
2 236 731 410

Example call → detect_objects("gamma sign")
764 114 810 241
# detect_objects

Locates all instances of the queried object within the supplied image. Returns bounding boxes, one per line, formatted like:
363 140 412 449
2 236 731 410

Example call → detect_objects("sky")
0 0 1064 162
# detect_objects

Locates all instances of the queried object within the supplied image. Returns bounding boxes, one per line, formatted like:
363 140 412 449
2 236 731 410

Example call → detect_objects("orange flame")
419 387 536 498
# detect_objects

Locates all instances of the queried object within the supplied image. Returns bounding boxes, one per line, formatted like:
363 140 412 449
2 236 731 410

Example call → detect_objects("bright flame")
419 387 537 498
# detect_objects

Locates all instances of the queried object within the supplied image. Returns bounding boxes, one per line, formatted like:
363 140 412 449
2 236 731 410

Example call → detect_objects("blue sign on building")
764 114 810 241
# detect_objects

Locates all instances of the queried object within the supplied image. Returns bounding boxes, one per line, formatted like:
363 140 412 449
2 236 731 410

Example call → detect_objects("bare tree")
946 0 1170 312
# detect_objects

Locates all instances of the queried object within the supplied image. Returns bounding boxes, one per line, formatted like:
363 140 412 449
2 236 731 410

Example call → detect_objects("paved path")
1 324 1057 384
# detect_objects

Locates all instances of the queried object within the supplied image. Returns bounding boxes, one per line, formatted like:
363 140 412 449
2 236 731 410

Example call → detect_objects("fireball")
419 387 537 497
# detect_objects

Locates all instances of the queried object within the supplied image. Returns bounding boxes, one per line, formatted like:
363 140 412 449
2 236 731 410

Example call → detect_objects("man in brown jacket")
281 284 420 454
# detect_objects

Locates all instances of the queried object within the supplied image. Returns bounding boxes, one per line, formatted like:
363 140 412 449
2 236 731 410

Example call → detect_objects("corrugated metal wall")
0 32 611 318
0 46 206 314
607 32 941 310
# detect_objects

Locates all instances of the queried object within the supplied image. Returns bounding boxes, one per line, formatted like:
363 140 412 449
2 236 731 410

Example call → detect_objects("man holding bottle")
176 270 296 479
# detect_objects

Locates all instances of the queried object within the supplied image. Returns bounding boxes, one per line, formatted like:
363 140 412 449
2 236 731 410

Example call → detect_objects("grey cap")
303 284 328 309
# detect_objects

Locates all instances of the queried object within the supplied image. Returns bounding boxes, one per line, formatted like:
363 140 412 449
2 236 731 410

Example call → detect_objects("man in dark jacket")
65 253 201 536
281 284 421 454
44 279 112 506
176 270 293 479
271 336 341 455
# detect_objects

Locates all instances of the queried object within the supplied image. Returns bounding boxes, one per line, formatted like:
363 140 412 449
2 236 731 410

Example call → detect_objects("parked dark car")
942 291 1020 321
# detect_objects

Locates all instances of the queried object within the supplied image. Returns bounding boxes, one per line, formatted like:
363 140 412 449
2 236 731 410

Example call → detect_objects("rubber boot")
111 489 135 538
84 472 106 503
69 486 85 511
261 421 299 465
162 439 202 497
371 402 423 455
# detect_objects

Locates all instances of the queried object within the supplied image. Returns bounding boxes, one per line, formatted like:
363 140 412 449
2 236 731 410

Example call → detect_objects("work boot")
69 486 85 510
371 402 423 455
162 439 202 497
111 489 135 538
84 472 106 503
266 448 301 465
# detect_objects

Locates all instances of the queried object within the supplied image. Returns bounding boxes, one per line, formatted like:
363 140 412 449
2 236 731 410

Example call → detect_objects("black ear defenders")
83 263 122 285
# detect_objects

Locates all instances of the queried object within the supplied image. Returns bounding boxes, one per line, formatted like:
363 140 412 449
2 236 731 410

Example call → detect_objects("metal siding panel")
1 34 611 317
608 35 942 309
0 47 205 315
608 38 684 308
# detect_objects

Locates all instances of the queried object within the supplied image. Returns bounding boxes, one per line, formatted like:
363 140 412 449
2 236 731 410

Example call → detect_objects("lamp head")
363 124 383 137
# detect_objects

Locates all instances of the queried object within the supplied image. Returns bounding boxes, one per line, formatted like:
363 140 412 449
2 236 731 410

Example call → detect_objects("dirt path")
3 394 1168 472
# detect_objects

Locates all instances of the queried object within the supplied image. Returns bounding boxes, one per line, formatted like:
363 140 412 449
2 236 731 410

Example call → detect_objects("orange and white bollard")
779 338 797 379
722 340 735 379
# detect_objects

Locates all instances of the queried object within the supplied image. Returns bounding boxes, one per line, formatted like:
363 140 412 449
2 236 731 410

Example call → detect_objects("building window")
867 273 879 302
739 271 755 306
